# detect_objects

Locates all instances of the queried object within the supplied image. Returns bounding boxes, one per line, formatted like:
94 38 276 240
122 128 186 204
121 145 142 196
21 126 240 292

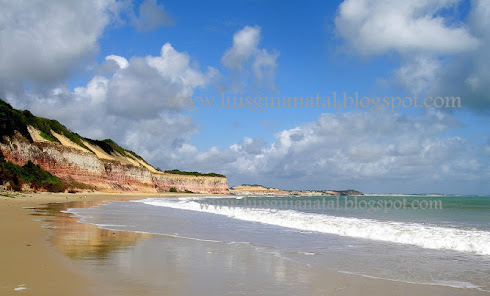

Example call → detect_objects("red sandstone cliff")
0 131 229 194
0 98 230 194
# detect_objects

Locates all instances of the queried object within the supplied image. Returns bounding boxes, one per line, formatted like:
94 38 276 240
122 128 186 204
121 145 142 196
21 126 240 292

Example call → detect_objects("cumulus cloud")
106 43 218 119
131 0 174 31
430 0 490 111
335 0 479 55
222 26 262 70
335 0 490 111
121 115 198 168
9 42 215 163
0 0 118 85
170 111 487 194
221 26 279 90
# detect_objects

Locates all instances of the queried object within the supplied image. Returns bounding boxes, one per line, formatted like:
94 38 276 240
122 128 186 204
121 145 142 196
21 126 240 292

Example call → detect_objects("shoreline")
1 192 487 295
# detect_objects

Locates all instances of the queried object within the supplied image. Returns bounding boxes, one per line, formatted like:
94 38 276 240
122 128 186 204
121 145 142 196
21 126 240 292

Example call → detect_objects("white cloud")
222 26 261 70
106 55 129 70
11 42 214 159
433 0 490 111
163 111 488 194
122 115 198 168
335 0 479 55
335 0 490 111
0 0 118 85
106 43 218 119
221 26 279 90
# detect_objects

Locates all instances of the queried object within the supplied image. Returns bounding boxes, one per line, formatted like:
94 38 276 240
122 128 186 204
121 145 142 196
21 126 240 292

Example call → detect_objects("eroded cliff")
0 100 229 194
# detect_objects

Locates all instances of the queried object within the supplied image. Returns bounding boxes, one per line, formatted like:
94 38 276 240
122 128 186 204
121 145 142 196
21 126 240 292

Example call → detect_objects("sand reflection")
33 200 152 260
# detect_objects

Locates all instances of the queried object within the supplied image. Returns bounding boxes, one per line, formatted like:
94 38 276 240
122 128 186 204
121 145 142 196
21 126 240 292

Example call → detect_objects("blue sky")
1 0 489 194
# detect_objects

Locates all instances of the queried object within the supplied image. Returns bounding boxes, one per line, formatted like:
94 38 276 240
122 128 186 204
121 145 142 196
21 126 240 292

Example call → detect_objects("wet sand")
0 192 189 295
0 192 93 296
1 192 487 295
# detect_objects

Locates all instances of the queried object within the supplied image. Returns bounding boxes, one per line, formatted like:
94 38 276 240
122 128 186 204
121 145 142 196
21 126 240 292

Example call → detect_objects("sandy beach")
0 192 90 296
0 192 193 295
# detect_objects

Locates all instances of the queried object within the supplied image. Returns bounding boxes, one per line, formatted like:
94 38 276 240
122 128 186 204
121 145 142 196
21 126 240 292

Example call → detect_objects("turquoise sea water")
198 195 490 230
67 195 490 292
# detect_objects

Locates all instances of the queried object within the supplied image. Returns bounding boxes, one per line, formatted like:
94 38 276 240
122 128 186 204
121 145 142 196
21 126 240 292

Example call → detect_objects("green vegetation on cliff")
0 154 66 192
0 99 88 147
0 98 146 162
164 169 225 178
85 138 147 162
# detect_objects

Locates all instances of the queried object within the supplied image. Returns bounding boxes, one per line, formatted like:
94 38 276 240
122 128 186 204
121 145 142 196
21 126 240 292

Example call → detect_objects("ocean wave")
136 198 490 256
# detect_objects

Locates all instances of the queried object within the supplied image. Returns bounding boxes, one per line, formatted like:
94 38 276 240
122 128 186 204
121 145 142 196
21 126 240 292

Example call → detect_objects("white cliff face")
152 173 230 194
0 133 229 194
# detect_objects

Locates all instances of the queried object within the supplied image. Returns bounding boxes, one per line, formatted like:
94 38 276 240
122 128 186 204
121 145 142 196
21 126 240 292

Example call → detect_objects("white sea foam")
14 284 26 291
297 251 316 256
136 198 490 256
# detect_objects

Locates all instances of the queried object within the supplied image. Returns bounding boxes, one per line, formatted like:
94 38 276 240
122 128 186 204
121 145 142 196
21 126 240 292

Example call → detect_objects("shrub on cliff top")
0 98 86 147
0 98 151 168
164 169 225 178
